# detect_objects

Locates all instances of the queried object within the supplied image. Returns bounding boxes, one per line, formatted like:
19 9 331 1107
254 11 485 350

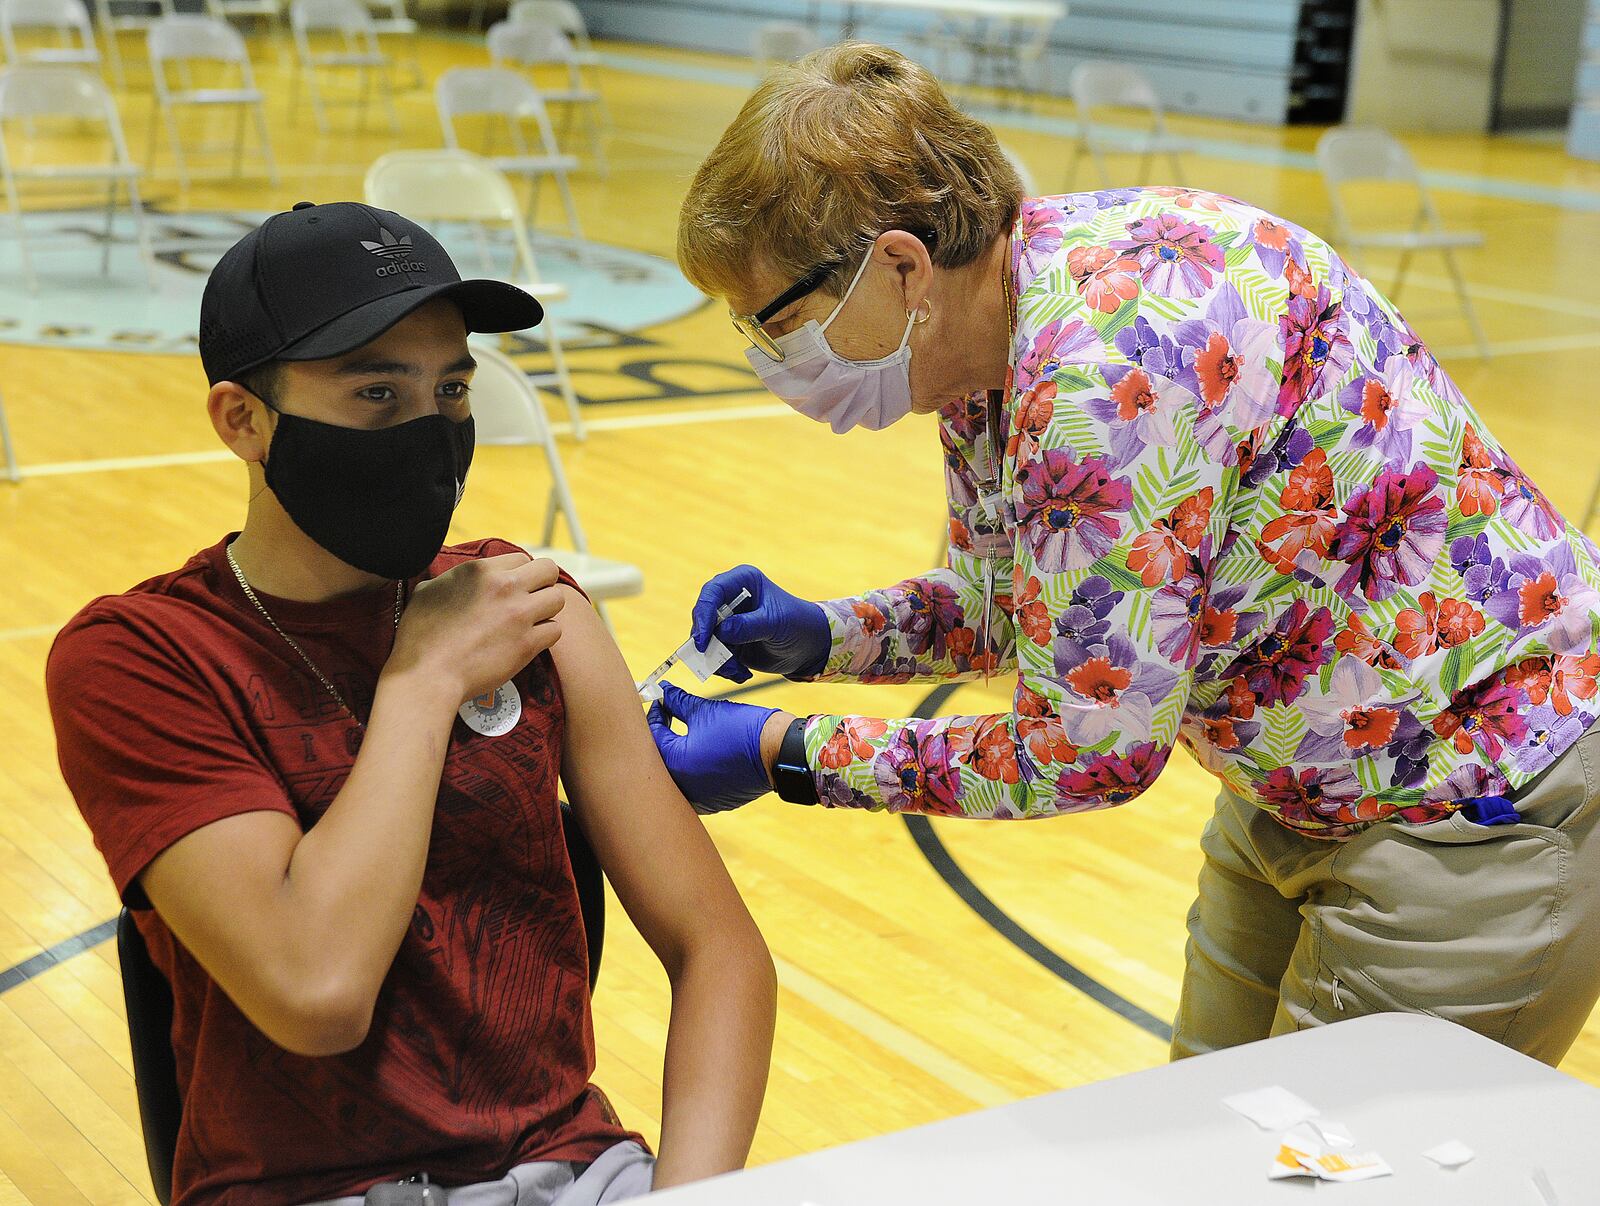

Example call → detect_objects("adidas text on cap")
198 200 543 385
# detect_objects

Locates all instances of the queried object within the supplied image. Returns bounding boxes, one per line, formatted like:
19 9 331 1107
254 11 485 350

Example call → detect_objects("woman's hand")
646 683 793 813
690 565 831 682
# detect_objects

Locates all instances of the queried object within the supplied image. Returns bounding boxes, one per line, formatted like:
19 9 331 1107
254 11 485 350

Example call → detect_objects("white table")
654 1015 1598 1204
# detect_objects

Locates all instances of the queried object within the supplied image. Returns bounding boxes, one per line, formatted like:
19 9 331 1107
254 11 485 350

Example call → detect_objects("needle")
637 587 752 699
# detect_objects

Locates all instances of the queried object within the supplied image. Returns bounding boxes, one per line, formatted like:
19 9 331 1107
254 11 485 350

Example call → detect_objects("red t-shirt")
46 536 642 1206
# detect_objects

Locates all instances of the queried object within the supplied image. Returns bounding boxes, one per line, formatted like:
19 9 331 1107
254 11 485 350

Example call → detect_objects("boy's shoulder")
50 541 228 669
434 539 587 598
433 536 526 570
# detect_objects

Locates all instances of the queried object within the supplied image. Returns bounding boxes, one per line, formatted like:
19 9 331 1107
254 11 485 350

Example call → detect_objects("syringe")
637 588 752 701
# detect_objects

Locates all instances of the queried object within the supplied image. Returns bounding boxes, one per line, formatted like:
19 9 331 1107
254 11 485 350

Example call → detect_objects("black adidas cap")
198 200 543 385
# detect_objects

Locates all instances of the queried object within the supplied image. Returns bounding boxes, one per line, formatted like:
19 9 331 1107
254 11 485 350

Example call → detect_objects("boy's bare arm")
551 586 777 1189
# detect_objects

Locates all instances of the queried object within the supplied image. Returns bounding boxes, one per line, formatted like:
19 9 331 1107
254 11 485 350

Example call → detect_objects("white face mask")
744 252 919 434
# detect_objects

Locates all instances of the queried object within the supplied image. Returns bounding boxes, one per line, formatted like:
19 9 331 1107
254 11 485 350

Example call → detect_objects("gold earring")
908 299 933 325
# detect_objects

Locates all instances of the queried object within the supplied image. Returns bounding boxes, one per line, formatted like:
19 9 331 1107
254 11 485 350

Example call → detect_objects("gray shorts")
301 1139 655 1206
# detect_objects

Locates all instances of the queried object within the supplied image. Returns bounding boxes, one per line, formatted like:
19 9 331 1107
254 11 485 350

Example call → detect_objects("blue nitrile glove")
646 682 779 814
690 565 831 683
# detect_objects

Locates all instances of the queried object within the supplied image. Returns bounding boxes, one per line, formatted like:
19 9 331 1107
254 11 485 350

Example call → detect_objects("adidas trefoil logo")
360 227 428 277
360 227 412 259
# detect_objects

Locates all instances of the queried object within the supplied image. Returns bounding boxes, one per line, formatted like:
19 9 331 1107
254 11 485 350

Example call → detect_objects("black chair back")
117 801 606 1205
563 802 606 989
117 906 180 1206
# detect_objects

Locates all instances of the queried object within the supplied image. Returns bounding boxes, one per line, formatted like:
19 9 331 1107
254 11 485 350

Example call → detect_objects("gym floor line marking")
1393 272 1600 324
0 919 118 995
901 683 1175 1044
1431 332 1600 361
772 953 1013 1109
9 402 794 479
17 449 235 477
0 624 62 643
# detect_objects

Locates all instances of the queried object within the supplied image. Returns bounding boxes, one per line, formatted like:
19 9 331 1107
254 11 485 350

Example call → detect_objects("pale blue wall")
1570 2 1600 160
579 0 1305 122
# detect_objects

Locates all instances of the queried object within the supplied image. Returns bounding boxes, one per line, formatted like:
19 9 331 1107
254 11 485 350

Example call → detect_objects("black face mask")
263 410 475 580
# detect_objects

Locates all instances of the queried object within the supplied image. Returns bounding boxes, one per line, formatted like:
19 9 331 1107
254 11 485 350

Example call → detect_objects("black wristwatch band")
772 717 818 805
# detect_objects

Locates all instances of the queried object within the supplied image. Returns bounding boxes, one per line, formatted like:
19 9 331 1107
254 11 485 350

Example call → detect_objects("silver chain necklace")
225 541 402 726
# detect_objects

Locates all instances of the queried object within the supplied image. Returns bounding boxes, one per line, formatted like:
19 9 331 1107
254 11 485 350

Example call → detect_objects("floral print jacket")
802 188 1600 838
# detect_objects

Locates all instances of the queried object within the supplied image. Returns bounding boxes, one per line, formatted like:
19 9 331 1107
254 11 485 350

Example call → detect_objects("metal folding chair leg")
231 104 246 176
304 62 329 131
1440 246 1490 358
251 101 279 184
144 94 160 172
105 26 128 88
100 177 116 274
0 391 19 484
1062 136 1085 191
542 320 585 441
125 176 158 289
6 180 39 294
1089 141 1112 187
356 62 370 131
584 102 606 179
556 173 582 239
380 66 399 134
162 104 190 188
1390 250 1412 301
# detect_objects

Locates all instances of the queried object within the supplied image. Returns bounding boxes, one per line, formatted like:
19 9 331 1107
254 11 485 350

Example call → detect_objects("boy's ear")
208 382 274 464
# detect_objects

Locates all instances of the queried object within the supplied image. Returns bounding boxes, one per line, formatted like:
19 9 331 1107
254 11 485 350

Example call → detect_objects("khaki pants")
1172 726 1600 1067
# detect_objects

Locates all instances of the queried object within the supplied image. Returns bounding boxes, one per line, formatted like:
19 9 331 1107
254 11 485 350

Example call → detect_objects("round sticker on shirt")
458 680 522 737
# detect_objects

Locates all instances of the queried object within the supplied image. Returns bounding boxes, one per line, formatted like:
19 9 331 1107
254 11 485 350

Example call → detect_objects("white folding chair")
451 343 641 623
0 0 99 65
147 15 276 186
364 0 417 87
364 148 586 440
435 66 583 246
1316 126 1490 358
1066 61 1189 189
486 19 605 173
979 12 1056 109
289 0 396 134
0 388 19 483
93 0 171 86
751 20 816 72
0 65 155 292
204 0 282 39
507 0 596 65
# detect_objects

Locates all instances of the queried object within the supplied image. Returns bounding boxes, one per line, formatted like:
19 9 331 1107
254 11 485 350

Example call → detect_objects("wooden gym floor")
1 28 1599 1203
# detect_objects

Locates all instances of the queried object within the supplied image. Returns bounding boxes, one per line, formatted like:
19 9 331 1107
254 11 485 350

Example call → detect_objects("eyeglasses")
730 229 936 363
730 259 839 363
